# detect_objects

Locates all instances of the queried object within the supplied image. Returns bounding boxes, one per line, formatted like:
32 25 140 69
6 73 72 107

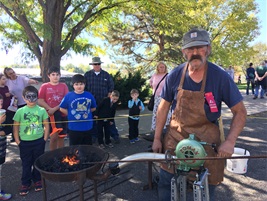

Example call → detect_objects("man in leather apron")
152 28 247 201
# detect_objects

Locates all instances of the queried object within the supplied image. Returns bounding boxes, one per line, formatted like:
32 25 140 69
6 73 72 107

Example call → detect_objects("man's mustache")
189 55 202 62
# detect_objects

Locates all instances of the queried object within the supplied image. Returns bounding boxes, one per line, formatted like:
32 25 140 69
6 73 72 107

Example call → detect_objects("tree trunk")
40 50 61 82
40 0 63 82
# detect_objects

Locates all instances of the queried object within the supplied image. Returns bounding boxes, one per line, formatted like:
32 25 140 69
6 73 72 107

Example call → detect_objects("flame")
62 155 80 166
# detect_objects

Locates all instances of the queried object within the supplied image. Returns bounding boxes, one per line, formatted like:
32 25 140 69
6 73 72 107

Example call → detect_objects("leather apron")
162 63 224 185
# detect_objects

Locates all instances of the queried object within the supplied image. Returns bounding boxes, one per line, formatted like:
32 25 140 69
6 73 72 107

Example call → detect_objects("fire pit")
35 145 109 201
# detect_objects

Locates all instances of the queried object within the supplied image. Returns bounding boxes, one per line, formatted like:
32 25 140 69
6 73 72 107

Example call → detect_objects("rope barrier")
1 114 152 126
1 112 266 127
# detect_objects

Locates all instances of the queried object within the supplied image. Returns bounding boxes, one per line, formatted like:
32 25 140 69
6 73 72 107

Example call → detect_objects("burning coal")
62 154 80 166
38 149 102 173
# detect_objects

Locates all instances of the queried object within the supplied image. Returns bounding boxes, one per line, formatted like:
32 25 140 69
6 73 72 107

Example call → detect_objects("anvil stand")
171 168 210 201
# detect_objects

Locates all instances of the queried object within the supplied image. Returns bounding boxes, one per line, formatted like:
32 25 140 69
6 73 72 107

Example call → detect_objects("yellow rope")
1 113 266 127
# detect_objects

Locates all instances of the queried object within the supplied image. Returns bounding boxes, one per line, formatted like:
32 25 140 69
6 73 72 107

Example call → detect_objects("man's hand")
217 139 235 157
152 138 162 153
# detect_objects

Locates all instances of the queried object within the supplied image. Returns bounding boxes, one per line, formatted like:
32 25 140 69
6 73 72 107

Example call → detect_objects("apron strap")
178 63 188 90
178 62 208 93
200 63 208 92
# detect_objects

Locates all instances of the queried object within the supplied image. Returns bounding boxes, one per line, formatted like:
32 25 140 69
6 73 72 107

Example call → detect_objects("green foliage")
237 83 247 90
250 43 267 66
0 0 261 80
111 70 150 108
62 63 85 74
102 0 260 74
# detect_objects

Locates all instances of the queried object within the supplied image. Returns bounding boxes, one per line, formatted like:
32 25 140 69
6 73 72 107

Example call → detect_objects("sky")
0 0 266 67
253 0 267 44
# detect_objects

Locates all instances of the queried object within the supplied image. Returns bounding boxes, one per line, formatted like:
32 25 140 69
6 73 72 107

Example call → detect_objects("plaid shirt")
84 69 114 104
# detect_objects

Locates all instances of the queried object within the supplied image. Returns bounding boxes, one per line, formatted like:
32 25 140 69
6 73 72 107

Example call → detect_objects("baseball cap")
182 28 210 49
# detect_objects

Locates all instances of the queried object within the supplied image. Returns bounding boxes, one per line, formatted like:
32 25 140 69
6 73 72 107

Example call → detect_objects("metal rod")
94 180 98 201
79 183 84 201
0 165 2 192
148 161 153 189
77 154 267 165
41 176 47 201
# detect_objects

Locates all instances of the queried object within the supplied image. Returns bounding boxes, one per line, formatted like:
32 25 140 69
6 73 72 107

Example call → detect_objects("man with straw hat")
84 57 114 144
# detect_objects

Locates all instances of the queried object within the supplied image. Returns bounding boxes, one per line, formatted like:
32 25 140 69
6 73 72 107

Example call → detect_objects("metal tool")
170 134 213 201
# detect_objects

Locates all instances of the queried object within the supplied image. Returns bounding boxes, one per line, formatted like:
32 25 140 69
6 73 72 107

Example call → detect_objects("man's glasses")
93 63 101 66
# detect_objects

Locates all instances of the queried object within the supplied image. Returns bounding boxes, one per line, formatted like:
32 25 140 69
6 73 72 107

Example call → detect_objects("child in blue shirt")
128 89 144 144
60 74 97 146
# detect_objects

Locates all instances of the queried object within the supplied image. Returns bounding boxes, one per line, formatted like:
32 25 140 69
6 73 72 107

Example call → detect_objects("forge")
35 145 111 201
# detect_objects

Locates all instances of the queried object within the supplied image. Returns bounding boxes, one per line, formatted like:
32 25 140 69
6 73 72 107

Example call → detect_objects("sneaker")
99 144 105 149
34 181 42 192
19 185 30 196
253 96 258 99
107 143 114 148
130 139 135 144
0 191 11 200
134 137 140 142
260 96 264 99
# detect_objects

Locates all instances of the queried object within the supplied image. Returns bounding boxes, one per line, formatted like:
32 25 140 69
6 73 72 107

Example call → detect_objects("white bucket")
226 147 250 174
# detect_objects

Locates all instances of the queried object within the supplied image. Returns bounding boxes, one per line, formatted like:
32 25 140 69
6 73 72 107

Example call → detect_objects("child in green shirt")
13 86 49 196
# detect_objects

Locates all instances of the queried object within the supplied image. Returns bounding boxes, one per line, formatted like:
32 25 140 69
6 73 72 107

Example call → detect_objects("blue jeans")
158 169 216 201
246 78 255 95
255 80 266 97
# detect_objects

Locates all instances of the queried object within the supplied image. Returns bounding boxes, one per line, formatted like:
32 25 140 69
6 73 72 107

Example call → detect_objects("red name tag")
205 92 218 113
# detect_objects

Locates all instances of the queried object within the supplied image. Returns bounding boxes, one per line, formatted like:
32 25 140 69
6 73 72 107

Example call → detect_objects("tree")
0 0 260 80
103 0 260 72
111 69 149 108
103 0 193 72
251 42 267 65
0 0 136 81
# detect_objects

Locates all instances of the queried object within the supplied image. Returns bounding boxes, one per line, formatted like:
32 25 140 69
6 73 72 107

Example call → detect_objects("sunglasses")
93 63 101 66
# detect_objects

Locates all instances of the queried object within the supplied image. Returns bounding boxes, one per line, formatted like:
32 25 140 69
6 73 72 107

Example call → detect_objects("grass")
237 83 246 90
